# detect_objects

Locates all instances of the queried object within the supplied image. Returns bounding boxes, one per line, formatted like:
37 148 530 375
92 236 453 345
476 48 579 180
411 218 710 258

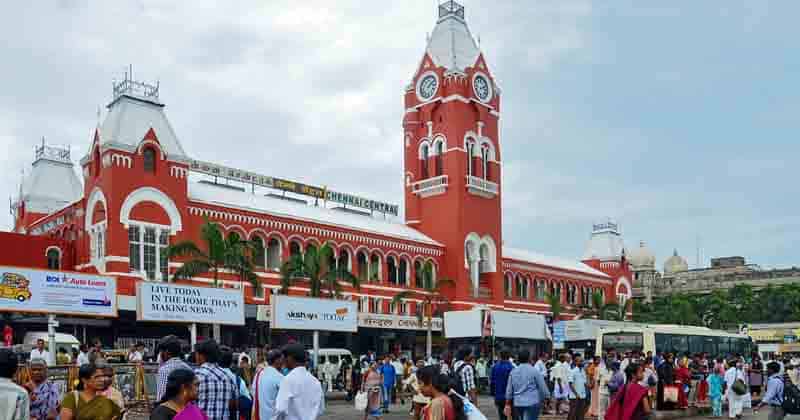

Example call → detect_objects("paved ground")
322 396 797 420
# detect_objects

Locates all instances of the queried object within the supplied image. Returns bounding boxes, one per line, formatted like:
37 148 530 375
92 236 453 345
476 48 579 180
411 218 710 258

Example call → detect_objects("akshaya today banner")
137 282 245 326
0 266 117 317
272 295 357 332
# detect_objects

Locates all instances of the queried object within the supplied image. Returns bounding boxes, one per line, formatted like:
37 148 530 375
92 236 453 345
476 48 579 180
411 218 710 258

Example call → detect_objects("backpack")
450 362 471 396
783 376 800 415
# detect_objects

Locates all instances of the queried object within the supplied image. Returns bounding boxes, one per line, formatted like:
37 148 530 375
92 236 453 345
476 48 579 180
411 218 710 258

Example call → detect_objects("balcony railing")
411 175 448 197
466 175 498 198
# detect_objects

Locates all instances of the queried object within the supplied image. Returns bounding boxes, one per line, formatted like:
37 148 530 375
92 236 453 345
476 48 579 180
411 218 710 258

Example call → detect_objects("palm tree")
391 262 452 360
279 243 360 298
545 292 562 321
168 220 259 289
581 291 622 320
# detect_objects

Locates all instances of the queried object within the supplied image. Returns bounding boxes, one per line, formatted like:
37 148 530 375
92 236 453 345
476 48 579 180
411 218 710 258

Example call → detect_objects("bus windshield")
603 332 644 352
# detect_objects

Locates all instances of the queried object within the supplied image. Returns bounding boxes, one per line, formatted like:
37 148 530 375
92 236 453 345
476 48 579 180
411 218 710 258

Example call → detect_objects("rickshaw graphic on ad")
0 272 32 302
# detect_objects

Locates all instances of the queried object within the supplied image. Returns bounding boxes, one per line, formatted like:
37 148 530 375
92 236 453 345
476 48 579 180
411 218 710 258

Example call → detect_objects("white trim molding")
120 187 183 233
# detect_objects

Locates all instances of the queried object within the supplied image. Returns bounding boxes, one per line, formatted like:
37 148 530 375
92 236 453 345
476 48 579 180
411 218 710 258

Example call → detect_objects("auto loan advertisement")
137 283 245 325
0 266 117 317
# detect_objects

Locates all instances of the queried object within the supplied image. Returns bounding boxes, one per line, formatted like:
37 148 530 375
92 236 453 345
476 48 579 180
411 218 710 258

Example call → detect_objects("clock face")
473 74 492 102
417 74 439 101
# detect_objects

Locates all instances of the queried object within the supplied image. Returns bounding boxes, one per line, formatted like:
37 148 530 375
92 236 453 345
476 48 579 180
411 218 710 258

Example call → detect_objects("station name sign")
359 313 443 331
189 159 399 216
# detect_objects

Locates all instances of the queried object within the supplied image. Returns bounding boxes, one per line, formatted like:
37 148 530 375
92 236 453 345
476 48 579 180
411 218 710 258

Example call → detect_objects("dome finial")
673 248 679 257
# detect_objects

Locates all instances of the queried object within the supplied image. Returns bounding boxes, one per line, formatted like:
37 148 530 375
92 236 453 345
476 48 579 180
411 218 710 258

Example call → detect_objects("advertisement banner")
272 295 357 332
492 310 550 340
358 313 443 331
443 310 483 338
0 266 116 317
137 283 245 326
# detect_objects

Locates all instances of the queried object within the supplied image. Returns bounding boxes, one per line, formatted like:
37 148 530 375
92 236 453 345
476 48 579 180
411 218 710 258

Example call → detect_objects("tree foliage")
632 283 800 328
279 243 360 298
168 220 259 288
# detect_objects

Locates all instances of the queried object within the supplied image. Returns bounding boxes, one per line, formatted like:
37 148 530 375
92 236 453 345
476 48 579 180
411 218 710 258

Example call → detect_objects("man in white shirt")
596 359 614 420
76 344 90 366
127 342 144 363
725 360 746 419
29 339 51 366
552 353 571 415
274 344 325 420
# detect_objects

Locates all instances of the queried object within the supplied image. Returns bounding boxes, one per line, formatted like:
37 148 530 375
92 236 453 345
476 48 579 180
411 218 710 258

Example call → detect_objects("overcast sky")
1 1 797 270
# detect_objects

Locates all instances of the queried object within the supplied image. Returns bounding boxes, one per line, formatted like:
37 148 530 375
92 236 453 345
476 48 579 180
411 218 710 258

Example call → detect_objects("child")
707 367 724 417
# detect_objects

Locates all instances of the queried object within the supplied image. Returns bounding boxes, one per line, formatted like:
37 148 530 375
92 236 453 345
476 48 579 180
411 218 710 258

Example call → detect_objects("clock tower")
404 0 503 306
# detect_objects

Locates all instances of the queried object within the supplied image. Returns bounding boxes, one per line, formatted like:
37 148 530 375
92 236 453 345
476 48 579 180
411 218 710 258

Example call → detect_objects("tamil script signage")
137 283 245 326
358 313 443 331
0 266 116 317
188 159 399 216
271 295 357 332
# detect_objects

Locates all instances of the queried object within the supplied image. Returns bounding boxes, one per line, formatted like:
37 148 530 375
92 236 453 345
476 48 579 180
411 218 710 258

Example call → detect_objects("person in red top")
417 365 467 420
3 324 12 347
675 359 692 409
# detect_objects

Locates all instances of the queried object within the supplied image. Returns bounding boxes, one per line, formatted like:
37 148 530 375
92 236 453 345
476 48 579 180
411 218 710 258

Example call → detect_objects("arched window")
435 141 444 175
414 260 424 288
267 238 282 269
357 251 369 281
466 141 475 177
504 274 512 298
252 237 265 268
536 279 546 300
398 258 408 286
387 256 398 284
370 253 381 282
420 145 429 179
481 145 490 180
289 241 302 258
143 147 156 173
46 249 60 270
338 249 350 272
306 243 318 257
515 275 525 299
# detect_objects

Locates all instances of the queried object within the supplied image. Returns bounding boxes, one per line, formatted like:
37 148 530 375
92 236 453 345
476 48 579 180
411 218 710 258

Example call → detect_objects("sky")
0 1 797 270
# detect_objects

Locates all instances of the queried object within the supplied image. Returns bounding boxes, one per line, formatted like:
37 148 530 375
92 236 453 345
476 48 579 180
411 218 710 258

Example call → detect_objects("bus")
594 324 754 358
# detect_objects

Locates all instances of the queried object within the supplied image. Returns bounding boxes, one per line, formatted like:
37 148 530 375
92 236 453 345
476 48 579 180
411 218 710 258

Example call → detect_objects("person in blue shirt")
755 362 785 420
491 349 515 420
252 349 284 420
505 349 551 420
567 355 588 420
378 355 396 413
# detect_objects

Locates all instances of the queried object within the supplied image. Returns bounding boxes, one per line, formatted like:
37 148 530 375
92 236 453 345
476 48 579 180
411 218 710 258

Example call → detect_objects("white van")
308 348 353 377
20 332 80 354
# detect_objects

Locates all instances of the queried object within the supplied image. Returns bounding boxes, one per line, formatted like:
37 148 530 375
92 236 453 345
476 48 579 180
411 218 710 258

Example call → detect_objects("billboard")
443 310 484 338
137 283 245 326
0 266 116 317
272 295 357 332
491 310 550 340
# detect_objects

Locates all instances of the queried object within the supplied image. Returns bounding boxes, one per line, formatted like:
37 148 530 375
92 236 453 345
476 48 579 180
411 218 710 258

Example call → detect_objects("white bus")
594 324 754 358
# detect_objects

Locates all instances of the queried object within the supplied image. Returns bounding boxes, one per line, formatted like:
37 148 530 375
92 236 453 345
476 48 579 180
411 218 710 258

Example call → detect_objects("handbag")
453 391 488 420
354 391 368 411
732 379 747 396
664 385 679 403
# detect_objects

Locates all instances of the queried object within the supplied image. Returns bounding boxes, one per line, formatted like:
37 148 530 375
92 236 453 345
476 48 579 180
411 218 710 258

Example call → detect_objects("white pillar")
189 323 197 349
313 330 320 375
47 314 57 366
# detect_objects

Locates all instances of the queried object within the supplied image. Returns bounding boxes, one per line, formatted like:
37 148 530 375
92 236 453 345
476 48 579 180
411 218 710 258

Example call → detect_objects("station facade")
4 1 632 355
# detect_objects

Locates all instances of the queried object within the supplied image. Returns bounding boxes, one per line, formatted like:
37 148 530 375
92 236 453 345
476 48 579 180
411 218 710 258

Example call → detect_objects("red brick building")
5 1 631 352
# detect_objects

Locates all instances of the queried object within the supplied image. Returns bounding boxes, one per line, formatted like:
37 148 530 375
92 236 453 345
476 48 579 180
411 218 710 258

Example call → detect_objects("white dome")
628 241 656 269
664 249 689 275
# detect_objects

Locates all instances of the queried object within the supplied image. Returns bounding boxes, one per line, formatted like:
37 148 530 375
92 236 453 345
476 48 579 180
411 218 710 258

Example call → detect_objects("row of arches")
503 271 606 306
415 134 498 182
221 227 439 289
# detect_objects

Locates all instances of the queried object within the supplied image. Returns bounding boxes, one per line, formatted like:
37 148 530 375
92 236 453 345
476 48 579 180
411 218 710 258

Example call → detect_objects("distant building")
631 248 800 301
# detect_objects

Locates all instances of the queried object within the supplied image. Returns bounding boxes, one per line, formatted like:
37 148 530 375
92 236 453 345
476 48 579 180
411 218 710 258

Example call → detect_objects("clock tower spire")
403 0 503 307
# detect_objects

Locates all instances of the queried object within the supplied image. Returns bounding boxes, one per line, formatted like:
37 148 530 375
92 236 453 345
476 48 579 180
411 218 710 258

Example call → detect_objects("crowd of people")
3 338 800 420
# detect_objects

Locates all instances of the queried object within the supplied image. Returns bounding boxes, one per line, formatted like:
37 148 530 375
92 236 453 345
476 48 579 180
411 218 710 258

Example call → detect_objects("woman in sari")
675 359 691 409
417 365 467 420
59 364 122 420
363 362 384 420
150 368 205 420
610 363 651 420
586 356 600 417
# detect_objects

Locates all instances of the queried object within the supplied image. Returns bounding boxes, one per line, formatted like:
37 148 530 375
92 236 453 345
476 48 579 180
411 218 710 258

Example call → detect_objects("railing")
411 175 448 197
466 175 498 197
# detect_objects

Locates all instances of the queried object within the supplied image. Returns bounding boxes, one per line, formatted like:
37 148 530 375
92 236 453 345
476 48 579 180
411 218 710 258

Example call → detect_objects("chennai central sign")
358 313 443 332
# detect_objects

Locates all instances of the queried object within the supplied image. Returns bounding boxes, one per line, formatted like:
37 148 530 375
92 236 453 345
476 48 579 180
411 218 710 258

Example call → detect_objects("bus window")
688 335 704 354
701 337 716 355
655 333 670 354
717 337 730 356
603 332 643 353
672 335 689 355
